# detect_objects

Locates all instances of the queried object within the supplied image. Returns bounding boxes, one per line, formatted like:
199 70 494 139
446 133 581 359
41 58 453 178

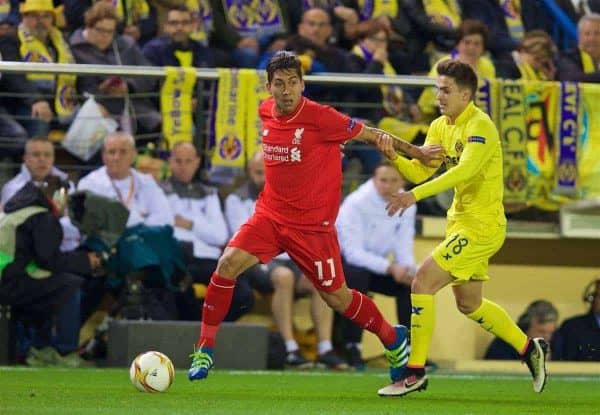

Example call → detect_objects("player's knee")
319 289 350 312
216 254 243 278
270 267 294 291
455 298 479 315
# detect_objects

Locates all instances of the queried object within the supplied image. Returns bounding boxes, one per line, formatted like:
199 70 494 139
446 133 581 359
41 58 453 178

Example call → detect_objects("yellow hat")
20 0 55 14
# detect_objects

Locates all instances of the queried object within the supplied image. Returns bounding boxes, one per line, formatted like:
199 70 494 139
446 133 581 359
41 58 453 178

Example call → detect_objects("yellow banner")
161 66 197 148
499 80 528 204
523 80 562 210
244 69 269 161
212 69 252 168
578 83 600 199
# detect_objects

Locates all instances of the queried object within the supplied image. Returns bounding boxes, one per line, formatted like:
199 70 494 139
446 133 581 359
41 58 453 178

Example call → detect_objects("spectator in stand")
69 2 161 136
1 137 81 252
0 178 102 367
336 160 415 369
0 35 51 155
460 0 556 60
63 0 158 45
14 0 77 137
553 279 600 361
418 20 495 122
557 13 600 82
496 30 557 81
485 300 559 360
0 0 19 36
142 4 220 68
160 142 255 322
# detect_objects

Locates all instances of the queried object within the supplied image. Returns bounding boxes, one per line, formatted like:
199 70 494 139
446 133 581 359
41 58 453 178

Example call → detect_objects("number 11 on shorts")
314 258 336 286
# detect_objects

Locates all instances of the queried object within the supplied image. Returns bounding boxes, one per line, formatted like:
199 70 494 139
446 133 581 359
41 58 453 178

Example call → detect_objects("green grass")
1 368 599 414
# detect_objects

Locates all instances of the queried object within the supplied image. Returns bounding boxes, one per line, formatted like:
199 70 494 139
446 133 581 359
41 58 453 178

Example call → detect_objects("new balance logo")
263 129 269 136
291 147 302 162
292 128 304 145
321 280 333 287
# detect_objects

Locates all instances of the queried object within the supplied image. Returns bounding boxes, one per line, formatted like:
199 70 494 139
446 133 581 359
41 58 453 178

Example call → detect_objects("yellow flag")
161 66 197 148
578 83 600 198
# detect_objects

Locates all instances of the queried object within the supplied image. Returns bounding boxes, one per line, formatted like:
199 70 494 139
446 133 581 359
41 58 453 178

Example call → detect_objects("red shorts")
228 213 345 292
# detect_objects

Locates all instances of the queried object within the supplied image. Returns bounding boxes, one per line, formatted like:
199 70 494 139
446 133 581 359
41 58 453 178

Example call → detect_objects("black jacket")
0 35 46 110
557 47 600 83
553 312 600 361
1 183 91 281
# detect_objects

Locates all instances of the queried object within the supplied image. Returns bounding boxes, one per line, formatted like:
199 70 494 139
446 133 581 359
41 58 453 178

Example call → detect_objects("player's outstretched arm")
354 126 443 167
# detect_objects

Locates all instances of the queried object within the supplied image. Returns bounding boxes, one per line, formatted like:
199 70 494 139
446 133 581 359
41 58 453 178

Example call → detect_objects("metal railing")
0 61 436 86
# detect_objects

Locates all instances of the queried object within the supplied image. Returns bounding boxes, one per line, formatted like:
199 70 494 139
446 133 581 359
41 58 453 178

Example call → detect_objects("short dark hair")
457 19 488 49
266 51 303 83
436 59 478 99
167 4 191 14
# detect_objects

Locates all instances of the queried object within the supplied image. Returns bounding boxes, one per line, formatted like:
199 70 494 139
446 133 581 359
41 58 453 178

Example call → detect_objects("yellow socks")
467 298 528 354
407 294 435 368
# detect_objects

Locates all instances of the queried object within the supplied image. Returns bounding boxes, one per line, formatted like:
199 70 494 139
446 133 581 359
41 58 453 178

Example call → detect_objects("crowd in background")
1 0 600 368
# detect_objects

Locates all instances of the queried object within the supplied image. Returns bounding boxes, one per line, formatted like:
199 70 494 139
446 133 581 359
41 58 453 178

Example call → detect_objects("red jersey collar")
271 96 306 123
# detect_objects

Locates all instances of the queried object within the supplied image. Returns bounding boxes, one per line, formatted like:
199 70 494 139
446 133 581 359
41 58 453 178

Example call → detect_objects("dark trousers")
342 261 411 344
177 250 255 322
0 272 83 355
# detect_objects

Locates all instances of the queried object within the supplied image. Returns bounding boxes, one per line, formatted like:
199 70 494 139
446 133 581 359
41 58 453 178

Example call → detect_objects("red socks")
342 289 397 347
197 273 236 348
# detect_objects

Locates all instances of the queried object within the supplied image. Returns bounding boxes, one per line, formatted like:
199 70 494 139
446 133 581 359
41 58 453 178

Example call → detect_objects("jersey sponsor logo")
292 128 304 145
291 147 302 162
467 136 486 144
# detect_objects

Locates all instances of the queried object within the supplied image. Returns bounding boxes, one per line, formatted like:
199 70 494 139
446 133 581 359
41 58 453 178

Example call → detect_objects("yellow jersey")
393 101 506 229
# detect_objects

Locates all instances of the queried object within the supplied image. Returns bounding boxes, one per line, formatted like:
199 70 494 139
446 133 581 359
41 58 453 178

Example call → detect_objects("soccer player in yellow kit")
376 60 548 397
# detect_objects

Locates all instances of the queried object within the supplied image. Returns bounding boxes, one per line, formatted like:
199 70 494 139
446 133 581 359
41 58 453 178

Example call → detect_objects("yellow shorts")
432 219 506 285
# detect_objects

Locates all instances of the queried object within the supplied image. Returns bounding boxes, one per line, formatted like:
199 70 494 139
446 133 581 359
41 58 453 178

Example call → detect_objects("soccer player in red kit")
189 51 443 391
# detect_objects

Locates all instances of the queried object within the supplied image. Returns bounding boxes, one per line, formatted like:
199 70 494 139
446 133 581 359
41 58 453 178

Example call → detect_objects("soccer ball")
129 351 175 393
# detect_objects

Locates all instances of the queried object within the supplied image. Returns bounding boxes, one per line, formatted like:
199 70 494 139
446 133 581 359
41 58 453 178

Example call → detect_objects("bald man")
78 132 173 228
160 143 255 322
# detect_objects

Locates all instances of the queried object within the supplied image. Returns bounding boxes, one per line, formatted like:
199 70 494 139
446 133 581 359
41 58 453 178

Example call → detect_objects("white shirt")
161 179 228 260
77 166 173 227
336 179 416 275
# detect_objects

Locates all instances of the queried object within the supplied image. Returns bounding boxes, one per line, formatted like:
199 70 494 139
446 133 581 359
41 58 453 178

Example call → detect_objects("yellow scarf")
580 49 596 73
212 68 260 169
186 0 213 45
111 0 149 26
160 66 197 148
357 0 397 19
18 24 77 118
499 0 524 41
513 52 547 81
352 44 403 116
422 0 461 28
222 0 286 37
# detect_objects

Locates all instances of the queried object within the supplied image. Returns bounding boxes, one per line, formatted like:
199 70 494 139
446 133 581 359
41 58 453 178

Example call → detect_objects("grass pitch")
1 367 598 415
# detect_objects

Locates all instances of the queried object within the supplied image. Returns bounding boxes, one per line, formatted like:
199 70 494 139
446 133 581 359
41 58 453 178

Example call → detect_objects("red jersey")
256 96 363 232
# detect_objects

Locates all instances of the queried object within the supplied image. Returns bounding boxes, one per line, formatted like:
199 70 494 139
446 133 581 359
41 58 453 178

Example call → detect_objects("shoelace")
384 345 407 367
189 350 213 370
